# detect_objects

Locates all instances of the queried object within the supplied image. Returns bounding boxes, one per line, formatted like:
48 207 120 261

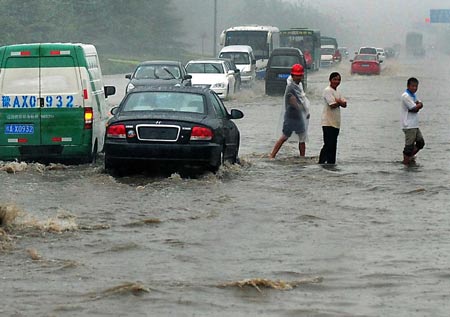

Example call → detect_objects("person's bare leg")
299 142 306 157
269 135 288 158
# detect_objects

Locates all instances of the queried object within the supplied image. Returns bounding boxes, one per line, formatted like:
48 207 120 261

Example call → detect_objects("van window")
219 52 250 64
270 55 299 67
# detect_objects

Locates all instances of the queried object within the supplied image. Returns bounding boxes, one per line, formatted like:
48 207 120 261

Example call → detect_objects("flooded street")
2 55 450 316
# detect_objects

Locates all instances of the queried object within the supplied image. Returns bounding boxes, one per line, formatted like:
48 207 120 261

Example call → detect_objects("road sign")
430 9 450 23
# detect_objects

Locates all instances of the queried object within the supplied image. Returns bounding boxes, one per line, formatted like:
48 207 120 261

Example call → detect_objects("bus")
219 25 280 76
280 28 321 71
0 43 116 162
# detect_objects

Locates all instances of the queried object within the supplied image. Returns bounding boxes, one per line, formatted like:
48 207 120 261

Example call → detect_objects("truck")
405 32 425 56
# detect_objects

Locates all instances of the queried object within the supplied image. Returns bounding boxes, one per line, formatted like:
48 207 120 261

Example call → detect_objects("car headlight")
212 83 226 88
126 83 135 92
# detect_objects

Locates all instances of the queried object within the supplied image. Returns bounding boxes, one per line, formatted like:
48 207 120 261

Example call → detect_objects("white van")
218 45 256 84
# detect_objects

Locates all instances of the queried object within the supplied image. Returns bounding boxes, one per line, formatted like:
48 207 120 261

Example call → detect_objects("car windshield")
134 65 181 80
122 92 205 114
355 55 377 61
270 55 300 68
359 48 377 54
219 52 250 64
186 63 224 74
321 48 335 55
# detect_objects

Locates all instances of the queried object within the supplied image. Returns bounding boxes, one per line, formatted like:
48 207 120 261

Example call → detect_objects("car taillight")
84 107 93 129
106 124 126 139
190 126 213 141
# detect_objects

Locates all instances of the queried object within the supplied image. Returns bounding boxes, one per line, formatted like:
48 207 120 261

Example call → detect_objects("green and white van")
0 43 115 162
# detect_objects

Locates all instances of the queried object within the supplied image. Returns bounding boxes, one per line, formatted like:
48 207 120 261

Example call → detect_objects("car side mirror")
227 70 235 75
183 74 192 80
125 74 131 79
380 60 383 63
235 69 240 73
349 60 353 62
230 109 244 120
110 106 119 116
104 86 116 98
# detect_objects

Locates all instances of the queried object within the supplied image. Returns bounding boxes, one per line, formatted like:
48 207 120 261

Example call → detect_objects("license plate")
361 64 370 67
4 124 34 134
277 73 289 79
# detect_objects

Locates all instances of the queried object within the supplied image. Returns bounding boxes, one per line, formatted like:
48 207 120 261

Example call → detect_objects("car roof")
187 59 225 64
137 60 182 66
129 85 210 95
219 45 253 53
271 47 304 56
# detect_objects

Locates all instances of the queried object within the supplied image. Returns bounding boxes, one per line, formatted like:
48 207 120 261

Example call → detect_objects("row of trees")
0 0 181 56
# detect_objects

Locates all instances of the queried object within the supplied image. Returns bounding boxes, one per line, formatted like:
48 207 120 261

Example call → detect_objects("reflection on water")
2 56 450 316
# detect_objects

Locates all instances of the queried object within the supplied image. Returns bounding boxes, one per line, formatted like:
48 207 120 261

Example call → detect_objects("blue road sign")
430 9 450 23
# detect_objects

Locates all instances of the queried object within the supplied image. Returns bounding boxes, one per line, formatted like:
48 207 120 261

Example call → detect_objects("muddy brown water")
2 54 450 316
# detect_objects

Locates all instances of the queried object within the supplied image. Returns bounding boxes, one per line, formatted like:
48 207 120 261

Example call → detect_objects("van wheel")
86 141 98 164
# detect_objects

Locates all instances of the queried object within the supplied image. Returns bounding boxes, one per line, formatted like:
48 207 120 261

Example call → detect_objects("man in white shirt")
401 77 425 165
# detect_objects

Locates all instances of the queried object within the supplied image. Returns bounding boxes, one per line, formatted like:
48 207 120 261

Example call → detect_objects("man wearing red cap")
269 64 307 158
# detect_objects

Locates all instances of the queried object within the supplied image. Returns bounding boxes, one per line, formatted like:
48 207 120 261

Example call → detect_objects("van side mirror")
252 59 256 65
125 74 131 79
104 86 116 98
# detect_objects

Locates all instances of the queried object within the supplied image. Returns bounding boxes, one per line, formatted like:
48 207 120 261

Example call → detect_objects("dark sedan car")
125 60 192 93
104 87 244 172
265 47 307 95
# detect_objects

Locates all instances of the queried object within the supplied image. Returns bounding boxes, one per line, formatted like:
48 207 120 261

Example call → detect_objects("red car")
351 54 381 75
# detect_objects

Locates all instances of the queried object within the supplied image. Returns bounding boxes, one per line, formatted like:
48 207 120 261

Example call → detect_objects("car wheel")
104 154 118 171
208 146 225 173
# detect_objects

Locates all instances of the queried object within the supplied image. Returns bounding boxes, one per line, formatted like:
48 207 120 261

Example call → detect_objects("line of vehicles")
0 43 244 173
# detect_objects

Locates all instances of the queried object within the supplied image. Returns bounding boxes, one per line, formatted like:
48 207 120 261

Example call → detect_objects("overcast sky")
298 0 450 47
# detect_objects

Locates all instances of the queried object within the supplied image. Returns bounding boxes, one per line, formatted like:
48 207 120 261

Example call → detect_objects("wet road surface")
1 54 450 316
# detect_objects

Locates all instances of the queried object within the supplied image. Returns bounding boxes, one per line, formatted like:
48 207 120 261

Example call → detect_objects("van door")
0 46 42 147
39 46 85 147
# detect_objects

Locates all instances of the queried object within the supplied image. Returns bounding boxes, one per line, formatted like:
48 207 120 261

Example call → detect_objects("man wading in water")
401 77 425 165
269 64 307 158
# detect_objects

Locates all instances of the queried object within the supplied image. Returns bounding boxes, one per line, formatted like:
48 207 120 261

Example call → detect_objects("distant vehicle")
125 61 192 93
219 58 242 91
338 47 349 59
0 43 116 163
321 36 338 50
265 47 307 95
185 59 237 100
357 47 378 55
219 25 280 78
218 45 256 84
406 32 425 56
280 28 321 71
350 54 381 75
320 45 336 67
104 87 244 172
376 48 386 62
384 47 397 58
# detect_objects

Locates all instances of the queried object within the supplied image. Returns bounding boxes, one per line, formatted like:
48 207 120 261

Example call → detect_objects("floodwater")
2 53 450 317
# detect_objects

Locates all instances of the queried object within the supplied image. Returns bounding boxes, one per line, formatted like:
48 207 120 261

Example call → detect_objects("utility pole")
213 0 217 56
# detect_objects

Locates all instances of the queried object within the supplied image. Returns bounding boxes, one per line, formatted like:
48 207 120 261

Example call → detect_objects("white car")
320 45 335 67
376 48 386 62
185 59 237 100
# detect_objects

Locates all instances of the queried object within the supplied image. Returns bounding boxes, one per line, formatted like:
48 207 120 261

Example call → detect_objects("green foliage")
0 0 181 55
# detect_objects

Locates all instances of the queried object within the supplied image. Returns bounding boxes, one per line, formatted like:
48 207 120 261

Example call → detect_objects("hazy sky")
300 0 450 47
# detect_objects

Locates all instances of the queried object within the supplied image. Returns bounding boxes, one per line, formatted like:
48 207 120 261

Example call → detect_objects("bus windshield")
225 31 269 60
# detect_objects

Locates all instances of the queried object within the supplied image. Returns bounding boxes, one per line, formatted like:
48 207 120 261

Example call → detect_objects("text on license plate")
4 124 34 134
277 73 289 79
361 64 370 67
